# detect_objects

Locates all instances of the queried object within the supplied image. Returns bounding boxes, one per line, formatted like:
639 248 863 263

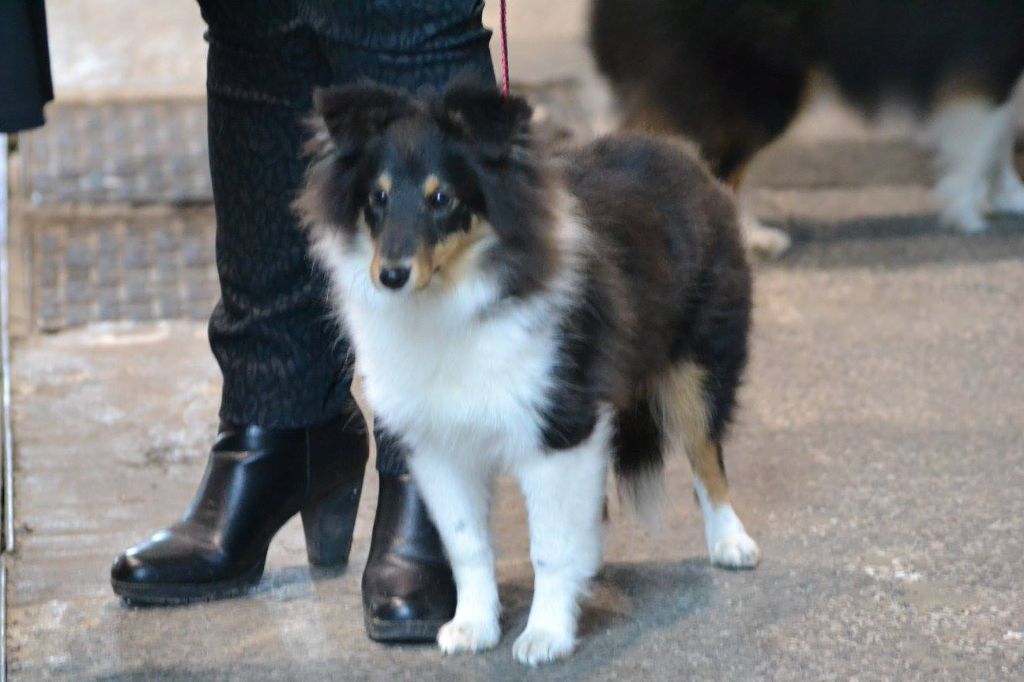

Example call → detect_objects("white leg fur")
694 479 760 569
511 412 611 666
653 364 760 570
926 97 1008 233
408 451 501 655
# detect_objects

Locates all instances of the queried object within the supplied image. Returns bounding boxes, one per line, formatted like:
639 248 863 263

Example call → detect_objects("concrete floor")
8 201 1024 679
9 1 1024 680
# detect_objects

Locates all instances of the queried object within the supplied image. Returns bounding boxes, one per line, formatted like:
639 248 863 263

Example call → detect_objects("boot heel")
302 479 364 567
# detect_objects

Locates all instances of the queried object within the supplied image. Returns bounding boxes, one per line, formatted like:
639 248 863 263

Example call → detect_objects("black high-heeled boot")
111 414 368 605
362 474 456 641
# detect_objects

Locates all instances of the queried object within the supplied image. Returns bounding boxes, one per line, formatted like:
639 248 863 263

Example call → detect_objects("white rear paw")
437 618 501 655
512 626 576 666
711 532 761 569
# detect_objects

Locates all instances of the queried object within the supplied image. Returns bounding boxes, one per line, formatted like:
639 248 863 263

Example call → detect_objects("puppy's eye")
427 191 451 210
369 190 389 207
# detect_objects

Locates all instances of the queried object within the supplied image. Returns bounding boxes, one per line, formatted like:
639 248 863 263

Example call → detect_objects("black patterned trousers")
198 1 494 473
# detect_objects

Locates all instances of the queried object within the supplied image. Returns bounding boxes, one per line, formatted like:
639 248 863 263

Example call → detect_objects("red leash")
499 0 510 96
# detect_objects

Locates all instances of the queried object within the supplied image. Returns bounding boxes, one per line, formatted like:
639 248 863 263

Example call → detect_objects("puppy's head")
296 80 546 296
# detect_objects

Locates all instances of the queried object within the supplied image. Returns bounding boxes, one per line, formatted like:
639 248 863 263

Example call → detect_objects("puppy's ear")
312 84 415 158
439 82 533 161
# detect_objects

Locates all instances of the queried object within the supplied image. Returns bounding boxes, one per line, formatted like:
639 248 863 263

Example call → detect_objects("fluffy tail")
612 397 667 525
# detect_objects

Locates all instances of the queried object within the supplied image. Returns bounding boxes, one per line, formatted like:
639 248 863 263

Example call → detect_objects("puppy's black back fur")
552 136 751 480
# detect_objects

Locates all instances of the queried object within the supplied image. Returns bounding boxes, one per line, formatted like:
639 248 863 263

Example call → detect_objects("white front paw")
437 617 501 655
512 626 576 666
711 532 761 569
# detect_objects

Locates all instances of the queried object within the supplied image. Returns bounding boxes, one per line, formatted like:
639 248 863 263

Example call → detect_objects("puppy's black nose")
379 266 411 290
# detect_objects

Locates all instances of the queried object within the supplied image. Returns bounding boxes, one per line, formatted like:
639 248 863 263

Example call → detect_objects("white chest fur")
313 228 566 467
351 291 559 465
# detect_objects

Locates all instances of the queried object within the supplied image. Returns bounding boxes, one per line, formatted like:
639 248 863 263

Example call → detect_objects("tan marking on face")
422 174 441 197
358 213 383 288
411 245 433 290
652 363 731 505
430 215 495 287
396 214 494 291
377 173 392 193
370 244 384 289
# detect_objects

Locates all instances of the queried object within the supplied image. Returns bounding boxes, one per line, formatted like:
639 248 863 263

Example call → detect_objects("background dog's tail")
612 398 667 525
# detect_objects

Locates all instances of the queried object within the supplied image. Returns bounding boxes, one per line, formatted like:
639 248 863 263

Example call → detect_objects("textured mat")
26 206 217 331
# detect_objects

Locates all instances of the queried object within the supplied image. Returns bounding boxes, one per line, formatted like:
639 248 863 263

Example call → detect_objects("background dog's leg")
737 203 793 259
655 364 759 569
408 452 501 655
989 100 1024 215
511 412 610 666
927 96 1007 233
728 164 792 259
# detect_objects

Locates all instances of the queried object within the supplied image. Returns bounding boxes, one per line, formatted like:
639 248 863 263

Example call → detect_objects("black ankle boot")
362 474 456 641
111 414 368 605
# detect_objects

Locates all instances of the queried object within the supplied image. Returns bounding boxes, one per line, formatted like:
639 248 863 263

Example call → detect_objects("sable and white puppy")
592 0 1024 254
296 81 759 666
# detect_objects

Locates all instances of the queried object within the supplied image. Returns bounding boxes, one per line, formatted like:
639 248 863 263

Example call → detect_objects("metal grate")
28 207 218 331
19 99 211 207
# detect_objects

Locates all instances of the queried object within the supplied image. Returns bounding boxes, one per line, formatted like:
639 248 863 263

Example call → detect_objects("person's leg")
305 0 496 640
306 0 494 97
111 2 370 605
205 14 346 429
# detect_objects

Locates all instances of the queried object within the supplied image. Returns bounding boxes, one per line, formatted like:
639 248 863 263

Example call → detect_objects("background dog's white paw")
436 618 501 655
991 183 1024 214
711 532 761 569
944 209 989 235
739 208 792 259
512 626 576 666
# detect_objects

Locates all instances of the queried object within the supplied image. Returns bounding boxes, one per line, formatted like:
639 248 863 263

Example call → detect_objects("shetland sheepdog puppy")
296 81 759 666
591 0 1024 254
